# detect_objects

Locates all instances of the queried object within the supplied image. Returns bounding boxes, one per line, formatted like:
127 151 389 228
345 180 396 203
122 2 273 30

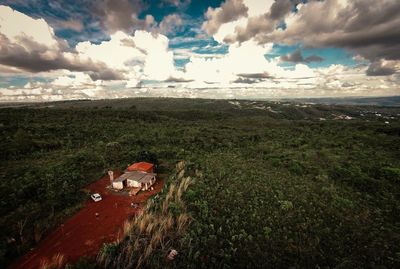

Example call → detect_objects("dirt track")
11 171 164 269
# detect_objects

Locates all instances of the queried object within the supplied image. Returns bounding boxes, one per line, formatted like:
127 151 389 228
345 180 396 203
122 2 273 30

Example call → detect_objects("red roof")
127 162 154 173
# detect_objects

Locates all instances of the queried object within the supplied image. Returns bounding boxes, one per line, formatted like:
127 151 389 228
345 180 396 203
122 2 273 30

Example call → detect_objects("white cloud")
182 40 275 84
0 5 59 49
75 31 144 70
159 14 183 35
243 0 273 17
202 0 248 35
0 5 178 87
0 5 122 80
52 72 99 88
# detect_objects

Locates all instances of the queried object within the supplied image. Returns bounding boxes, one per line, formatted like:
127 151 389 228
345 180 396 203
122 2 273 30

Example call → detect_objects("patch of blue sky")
267 44 358 69
304 47 358 68
139 1 185 22
141 79 164 86
276 21 287 30
174 58 190 69
0 76 29 88
3 0 88 22
194 44 228 55
2 0 109 46
266 44 299 58
186 0 224 17
139 0 220 36
170 35 213 49
57 26 110 46
171 37 228 68
0 75 50 88
170 27 227 52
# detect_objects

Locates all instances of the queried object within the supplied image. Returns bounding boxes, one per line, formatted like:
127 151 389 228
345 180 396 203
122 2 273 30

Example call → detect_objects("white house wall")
127 180 141 188
112 182 124 190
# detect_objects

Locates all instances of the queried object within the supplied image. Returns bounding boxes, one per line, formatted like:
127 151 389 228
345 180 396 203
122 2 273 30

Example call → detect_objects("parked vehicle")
91 193 102 202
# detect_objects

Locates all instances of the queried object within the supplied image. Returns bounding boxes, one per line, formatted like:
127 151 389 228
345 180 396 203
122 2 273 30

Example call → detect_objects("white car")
91 193 102 202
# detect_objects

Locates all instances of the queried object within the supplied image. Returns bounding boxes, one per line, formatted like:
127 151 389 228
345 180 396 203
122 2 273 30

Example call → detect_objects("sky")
0 0 399 101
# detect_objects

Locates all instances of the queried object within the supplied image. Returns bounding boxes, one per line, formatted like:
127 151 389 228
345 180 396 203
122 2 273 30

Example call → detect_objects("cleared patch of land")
11 172 164 269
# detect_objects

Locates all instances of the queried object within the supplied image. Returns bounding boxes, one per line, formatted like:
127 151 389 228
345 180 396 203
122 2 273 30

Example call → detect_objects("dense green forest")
0 98 399 268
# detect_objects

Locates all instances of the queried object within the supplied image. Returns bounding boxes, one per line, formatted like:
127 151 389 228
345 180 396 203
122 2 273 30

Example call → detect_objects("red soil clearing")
11 171 164 269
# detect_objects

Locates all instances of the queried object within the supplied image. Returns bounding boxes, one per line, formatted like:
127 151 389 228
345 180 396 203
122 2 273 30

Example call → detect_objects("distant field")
0 98 399 268
1 95 399 109
286 95 400 107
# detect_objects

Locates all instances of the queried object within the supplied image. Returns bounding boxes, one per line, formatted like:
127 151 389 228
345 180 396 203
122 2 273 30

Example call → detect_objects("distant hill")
1 96 399 109
285 96 400 107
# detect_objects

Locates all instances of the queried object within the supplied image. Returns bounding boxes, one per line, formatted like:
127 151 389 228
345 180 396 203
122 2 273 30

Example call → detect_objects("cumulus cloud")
0 5 179 85
0 36 123 80
2 61 399 102
202 0 248 35
92 1 187 36
182 40 276 84
237 72 272 79
366 60 397 76
233 71 273 84
233 77 259 84
222 0 293 43
0 5 121 80
165 76 194 83
266 0 400 63
159 14 183 35
280 49 324 63
176 40 321 89
94 0 155 34
51 19 84 32
204 0 400 76
69 30 177 83
218 0 400 62
0 5 60 48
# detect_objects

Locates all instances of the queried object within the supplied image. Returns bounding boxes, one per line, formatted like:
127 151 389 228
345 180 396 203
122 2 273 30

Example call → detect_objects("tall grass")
39 253 64 269
98 161 195 268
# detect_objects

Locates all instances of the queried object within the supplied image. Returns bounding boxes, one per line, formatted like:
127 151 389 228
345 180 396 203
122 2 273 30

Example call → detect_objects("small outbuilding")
112 177 126 190
114 171 157 191
127 162 154 173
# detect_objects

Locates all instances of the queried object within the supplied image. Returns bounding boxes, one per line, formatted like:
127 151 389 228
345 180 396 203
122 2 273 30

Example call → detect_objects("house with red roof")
127 162 154 173
111 162 156 192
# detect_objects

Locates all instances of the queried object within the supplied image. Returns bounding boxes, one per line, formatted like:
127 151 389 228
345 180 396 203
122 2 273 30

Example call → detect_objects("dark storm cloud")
282 1 399 61
366 61 397 76
88 69 125 81
233 77 258 84
92 0 154 33
223 0 400 77
219 0 400 70
164 76 194 83
270 0 293 20
202 0 248 35
0 34 124 80
234 72 273 84
224 0 293 43
237 72 272 79
280 49 324 63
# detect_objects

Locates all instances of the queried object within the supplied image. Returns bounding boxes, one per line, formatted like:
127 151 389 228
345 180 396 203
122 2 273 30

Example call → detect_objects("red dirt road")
11 171 164 269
